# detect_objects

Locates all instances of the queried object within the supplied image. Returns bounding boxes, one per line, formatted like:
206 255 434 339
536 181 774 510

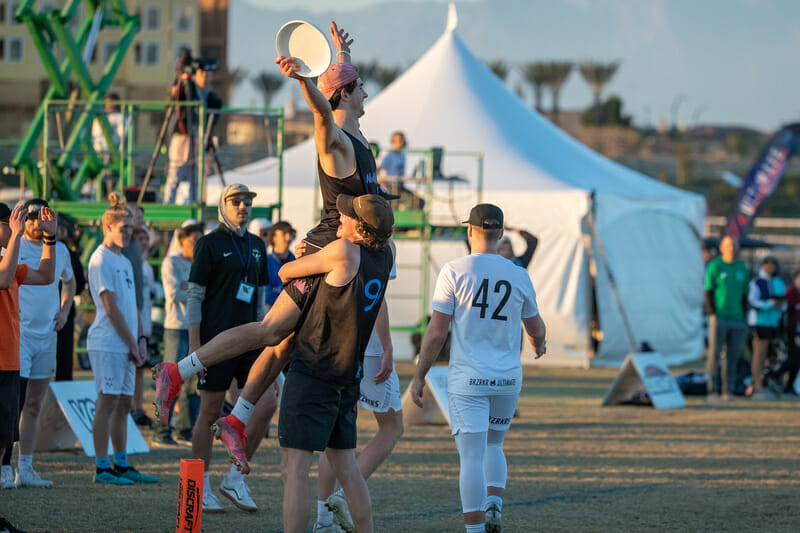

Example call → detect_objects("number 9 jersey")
431 253 539 396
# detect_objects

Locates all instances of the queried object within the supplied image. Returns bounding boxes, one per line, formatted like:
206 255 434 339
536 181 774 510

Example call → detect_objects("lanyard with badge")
230 232 255 303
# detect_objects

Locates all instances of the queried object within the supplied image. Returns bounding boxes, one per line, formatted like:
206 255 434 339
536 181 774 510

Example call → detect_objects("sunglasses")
229 198 252 207
259 230 271 237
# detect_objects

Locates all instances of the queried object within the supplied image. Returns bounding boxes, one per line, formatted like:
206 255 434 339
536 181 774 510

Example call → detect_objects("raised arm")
330 21 353 64
0 205 26 289
21 207 57 286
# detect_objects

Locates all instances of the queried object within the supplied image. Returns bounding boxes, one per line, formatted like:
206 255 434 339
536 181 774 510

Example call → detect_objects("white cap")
248 218 272 235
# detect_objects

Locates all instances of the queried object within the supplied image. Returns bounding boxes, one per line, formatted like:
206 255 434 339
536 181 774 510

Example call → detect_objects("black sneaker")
0 517 28 533
153 433 180 447
177 429 193 443
132 410 154 427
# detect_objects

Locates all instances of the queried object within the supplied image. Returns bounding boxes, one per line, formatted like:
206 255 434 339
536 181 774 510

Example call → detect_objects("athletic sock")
226 465 244 485
96 456 111 470
178 352 204 381
230 398 254 426
18 454 32 471
466 524 485 533
317 500 333 525
113 451 129 468
203 471 211 496
333 487 345 499
486 495 503 511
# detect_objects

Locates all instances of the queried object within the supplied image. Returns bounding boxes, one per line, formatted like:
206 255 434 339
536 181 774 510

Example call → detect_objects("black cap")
0 202 10 223
463 203 503 229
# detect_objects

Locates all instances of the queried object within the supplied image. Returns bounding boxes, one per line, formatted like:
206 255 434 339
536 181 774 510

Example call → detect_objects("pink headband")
317 62 360 101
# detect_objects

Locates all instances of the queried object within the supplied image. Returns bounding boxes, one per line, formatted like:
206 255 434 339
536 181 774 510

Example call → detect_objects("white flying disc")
275 20 332 78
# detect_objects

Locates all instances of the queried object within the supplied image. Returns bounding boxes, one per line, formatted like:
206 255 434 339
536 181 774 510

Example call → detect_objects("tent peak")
445 2 458 33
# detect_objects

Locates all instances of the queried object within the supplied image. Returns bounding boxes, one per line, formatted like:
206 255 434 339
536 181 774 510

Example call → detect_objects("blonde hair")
101 192 132 230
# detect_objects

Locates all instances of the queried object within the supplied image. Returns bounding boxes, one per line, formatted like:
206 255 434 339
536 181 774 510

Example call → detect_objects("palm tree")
227 66 249 93
545 61 573 125
579 61 619 126
486 60 508 81
250 71 284 108
522 62 551 113
354 61 380 86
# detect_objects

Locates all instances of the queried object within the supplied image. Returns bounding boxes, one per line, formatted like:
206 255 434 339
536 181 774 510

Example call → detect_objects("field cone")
176 458 204 532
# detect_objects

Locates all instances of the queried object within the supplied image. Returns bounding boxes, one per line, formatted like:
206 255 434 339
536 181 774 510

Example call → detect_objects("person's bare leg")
18 379 49 456
193 390 226 470
92 393 117 460
752 338 769 393
318 407 404 500
325 448 373 533
110 395 131 452
238 337 292 406
281 447 314 533
243 383 277 459
132 367 145 413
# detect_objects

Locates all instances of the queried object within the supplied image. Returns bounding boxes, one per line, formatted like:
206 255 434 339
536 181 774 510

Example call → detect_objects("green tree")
545 61 573 125
250 71 284 108
522 62 550 113
579 61 619 126
580 95 631 127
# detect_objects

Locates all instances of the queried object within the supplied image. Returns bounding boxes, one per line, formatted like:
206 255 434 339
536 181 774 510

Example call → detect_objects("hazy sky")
239 0 800 131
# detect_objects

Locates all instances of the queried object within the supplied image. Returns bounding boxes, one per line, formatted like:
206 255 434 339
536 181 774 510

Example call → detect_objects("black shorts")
0 371 22 449
752 326 778 340
303 227 338 254
198 349 261 392
278 370 358 452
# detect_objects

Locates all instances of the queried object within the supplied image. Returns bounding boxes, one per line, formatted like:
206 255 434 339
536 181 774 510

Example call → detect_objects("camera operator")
164 51 223 205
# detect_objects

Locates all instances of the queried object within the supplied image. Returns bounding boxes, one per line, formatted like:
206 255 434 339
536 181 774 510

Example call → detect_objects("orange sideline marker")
176 458 204 532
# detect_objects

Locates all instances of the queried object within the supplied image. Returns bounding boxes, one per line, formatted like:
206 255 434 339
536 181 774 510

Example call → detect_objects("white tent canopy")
220 7 706 368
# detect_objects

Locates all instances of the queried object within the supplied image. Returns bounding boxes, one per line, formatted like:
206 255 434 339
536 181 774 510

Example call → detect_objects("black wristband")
43 240 56 246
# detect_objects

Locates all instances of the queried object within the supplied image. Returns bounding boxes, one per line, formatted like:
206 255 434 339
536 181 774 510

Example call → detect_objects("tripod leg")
139 105 175 203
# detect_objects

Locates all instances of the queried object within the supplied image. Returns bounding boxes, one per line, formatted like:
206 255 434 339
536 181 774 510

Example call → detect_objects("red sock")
226 414 246 433
167 363 184 385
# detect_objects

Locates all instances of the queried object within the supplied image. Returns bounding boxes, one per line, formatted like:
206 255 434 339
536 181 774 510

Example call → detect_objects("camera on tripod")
176 49 217 77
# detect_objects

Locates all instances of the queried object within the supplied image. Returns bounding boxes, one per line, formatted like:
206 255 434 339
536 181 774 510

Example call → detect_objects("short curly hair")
356 220 390 252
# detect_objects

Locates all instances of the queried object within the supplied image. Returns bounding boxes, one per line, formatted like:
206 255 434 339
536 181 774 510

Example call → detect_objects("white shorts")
448 393 518 436
89 351 135 396
359 356 402 413
19 334 57 380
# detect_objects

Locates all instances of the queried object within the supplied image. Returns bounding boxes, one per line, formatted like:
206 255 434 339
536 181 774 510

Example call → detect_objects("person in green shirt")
704 236 751 399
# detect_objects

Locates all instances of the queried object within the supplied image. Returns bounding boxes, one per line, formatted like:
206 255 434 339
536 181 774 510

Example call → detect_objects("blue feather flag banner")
725 123 800 240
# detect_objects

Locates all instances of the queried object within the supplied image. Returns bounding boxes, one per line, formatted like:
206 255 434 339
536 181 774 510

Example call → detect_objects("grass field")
1 363 799 532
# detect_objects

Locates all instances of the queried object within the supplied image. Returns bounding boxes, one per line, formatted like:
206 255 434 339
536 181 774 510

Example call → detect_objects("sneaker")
203 490 226 514
94 468 134 485
1 465 16 489
131 409 154 428
14 466 53 488
485 503 502 533
219 478 257 512
115 465 158 484
750 389 777 401
326 492 354 533
313 522 347 533
212 415 250 474
152 362 183 425
0 517 27 533
152 432 180 447
177 428 194 443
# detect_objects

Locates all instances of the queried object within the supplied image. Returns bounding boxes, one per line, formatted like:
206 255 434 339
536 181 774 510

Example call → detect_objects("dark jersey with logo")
189 226 268 343
284 244 393 384
305 131 380 248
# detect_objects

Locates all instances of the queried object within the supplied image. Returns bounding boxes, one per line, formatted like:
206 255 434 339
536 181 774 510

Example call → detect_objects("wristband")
43 240 56 246
337 50 350 56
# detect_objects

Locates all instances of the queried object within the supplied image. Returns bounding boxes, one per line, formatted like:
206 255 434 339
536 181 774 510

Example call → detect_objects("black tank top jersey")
305 131 380 248
284 244 393 384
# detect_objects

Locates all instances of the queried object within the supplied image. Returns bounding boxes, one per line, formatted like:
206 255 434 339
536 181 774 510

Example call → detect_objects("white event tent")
216 7 706 368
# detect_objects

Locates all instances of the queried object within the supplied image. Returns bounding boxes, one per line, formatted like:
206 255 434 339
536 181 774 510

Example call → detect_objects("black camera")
192 58 217 73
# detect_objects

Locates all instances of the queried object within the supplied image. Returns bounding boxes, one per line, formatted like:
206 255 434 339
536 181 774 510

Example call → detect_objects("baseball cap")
248 218 272 235
317 62 359 101
463 203 503 229
223 184 257 200
336 194 394 237
0 202 10 223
